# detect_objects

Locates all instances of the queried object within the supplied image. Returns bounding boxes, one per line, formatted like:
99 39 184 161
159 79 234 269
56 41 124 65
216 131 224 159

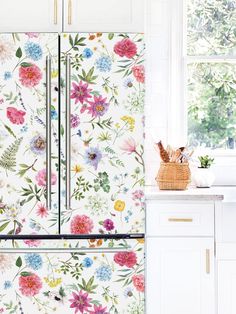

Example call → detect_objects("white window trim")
167 0 236 185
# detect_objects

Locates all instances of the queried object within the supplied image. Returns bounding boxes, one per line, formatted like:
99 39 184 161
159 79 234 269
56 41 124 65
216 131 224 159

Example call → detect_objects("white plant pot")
192 168 215 188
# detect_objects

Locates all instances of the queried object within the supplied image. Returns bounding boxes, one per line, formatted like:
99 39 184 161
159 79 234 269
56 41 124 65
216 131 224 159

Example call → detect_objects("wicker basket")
156 162 191 190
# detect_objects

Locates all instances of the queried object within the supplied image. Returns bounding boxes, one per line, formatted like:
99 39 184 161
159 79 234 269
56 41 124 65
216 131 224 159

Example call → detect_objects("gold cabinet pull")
168 218 193 222
206 249 210 274
68 0 72 25
54 0 58 24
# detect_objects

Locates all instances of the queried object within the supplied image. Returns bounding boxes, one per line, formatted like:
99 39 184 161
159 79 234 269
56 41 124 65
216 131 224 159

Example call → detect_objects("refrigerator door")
60 33 145 234
0 238 144 313
0 33 59 235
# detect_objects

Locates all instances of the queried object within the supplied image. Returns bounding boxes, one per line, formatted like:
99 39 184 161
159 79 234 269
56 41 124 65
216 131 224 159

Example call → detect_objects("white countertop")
145 186 236 202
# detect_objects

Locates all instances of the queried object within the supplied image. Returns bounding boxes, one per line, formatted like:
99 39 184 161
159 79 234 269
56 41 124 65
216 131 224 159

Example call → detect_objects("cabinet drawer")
146 201 214 236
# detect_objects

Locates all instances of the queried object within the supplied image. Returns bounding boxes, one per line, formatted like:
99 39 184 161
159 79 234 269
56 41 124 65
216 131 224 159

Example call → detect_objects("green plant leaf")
16 47 22 58
16 256 22 268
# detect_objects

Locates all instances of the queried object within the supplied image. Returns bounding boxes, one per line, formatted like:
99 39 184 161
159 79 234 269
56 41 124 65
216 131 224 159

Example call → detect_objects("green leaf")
16 47 22 58
108 33 114 40
0 221 10 232
20 271 32 277
16 256 22 268
4 124 16 138
69 35 74 47
20 62 32 67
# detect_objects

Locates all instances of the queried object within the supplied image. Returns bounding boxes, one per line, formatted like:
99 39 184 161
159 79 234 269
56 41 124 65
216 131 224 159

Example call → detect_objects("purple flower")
70 114 80 128
86 95 109 118
103 219 114 231
84 147 102 170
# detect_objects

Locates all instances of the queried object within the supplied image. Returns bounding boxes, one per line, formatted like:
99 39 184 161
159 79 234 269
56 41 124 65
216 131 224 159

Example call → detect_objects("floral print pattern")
0 239 144 314
0 33 59 235
60 33 145 234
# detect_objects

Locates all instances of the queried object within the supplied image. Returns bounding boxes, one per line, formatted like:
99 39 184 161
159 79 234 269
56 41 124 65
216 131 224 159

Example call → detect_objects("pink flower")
19 64 42 88
114 38 137 58
120 137 137 154
132 65 145 83
89 305 109 314
19 273 42 296
70 215 94 234
70 81 92 104
114 251 137 268
132 274 145 293
36 203 48 218
24 236 41 247
25 33 40 38
132 190 144 201
86 95 109 118
35 169 57 187
69 290 92 314
7 107 26 125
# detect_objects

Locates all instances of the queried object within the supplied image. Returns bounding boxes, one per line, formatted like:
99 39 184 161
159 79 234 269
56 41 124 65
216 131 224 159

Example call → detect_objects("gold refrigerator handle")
168 218 193 222
206 249 210 274
68 0 72 25
54 0 58 24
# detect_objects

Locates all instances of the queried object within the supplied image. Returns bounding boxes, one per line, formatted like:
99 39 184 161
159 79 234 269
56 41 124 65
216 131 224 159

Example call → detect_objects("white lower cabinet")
218 261 236 314
146 237 215 314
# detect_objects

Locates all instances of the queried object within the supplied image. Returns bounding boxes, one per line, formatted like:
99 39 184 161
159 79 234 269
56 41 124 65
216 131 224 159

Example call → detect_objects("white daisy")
0 38 13 64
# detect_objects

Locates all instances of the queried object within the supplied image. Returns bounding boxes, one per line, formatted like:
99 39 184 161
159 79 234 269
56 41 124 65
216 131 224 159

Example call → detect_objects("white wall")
145 0 171 185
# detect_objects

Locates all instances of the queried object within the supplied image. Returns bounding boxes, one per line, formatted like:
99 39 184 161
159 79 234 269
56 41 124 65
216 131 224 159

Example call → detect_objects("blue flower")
82 257 93 268
4 281 12 290
4 71 12 80
95 265 112 281
20 125 28 133
51 109 58 120
30 135 46 155
95 56 112 72
25 253 43 270
84 147 102 170
124 287 133 298
25 42 42 61
82 48 93 59
123 78 133 88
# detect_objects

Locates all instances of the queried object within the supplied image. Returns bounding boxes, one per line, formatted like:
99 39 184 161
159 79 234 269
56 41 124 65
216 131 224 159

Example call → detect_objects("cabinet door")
0 33 59 234
218 260 236 314
0 238 144 314
0 0 62 32
63 0 144 33
146 237 215 314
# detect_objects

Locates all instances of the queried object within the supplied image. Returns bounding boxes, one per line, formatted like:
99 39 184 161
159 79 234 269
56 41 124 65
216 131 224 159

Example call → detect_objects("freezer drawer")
0 238 144 313
0 33 59 235
60 33 145 235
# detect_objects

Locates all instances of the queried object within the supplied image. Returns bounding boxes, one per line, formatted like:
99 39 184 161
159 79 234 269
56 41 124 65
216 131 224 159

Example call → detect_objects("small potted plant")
193 155 215 188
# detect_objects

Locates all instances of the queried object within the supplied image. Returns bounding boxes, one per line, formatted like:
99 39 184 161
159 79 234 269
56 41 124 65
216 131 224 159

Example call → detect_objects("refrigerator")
0 32 145 313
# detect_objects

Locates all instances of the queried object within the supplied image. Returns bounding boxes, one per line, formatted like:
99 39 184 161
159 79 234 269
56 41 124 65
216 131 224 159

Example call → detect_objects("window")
186 0 236 152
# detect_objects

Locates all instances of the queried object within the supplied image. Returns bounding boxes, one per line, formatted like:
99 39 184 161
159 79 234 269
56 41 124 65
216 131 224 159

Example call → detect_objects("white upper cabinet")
63 0 145 33
0 0 62 32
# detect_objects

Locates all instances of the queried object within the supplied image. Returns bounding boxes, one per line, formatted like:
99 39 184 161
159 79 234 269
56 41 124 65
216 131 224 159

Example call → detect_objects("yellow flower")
115 123 120 129
137 238 145 244
63 34 67 38
51 70 58 78
72 164 84 173
114 200 126 212
121 116 135 132
44 277 62 288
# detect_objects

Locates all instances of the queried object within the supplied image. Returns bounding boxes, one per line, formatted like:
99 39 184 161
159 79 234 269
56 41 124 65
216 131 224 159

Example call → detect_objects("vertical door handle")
54 0 58 24
68 0 72 25
65 55 71 211
206 249 210 274
46 56 52 211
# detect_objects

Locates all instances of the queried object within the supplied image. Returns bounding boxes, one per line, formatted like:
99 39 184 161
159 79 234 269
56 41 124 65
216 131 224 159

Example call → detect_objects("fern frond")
0 137 23 172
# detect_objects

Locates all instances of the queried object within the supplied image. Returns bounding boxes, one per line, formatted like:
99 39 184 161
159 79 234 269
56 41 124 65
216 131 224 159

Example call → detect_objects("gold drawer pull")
68 0 72 25
54 0 58 24
168 218 193 222
206 249 210 274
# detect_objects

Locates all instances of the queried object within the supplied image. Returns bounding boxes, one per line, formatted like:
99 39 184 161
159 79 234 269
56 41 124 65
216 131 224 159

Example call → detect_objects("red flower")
70 215 94 234
7 107 26 125
36 203 48 218
132 65 145 83
132 274 145 292
114 251 137 268
114 38 137 58
19 273 42 296
70 81 92 105
19 64 42 88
